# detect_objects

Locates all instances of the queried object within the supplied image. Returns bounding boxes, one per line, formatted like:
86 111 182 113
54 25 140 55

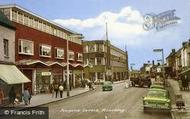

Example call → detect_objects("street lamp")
130 63 135 71
153 48 165 86
66 34 84 97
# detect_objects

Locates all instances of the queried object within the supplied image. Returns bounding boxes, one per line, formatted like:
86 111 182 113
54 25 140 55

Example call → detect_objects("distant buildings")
166 40 190 81
83 40 129 82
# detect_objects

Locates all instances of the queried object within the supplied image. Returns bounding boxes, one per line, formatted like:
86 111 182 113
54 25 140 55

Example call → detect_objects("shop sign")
41 72 51 76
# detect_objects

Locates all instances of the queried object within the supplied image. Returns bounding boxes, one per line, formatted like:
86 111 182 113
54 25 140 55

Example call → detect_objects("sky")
0 0 190 69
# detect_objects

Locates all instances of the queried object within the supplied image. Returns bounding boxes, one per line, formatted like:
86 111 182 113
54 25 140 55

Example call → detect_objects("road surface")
44 83 171 119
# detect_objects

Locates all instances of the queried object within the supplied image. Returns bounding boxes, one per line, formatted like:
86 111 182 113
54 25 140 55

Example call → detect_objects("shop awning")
0 64 31 84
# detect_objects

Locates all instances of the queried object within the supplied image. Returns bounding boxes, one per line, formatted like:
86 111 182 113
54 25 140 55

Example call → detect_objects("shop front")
0 64 30 105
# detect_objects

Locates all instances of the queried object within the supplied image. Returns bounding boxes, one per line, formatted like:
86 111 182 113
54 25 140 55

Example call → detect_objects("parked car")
130 77 152 88
102 81 113 91
143 88 171 112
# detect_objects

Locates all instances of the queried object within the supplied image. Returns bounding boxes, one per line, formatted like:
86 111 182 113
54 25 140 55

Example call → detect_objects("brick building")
0 10 30 105
0 4 84 95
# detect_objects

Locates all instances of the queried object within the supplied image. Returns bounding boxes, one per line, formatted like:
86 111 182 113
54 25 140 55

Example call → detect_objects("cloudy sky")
1 0 190 69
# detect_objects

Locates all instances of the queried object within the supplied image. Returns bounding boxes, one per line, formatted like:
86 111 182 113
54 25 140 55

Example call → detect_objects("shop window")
3 39 9 57
19 39 34 55
56 48 64 59
77 53 83 61
97 72 103 79
69 51 75 60
40 44 51 57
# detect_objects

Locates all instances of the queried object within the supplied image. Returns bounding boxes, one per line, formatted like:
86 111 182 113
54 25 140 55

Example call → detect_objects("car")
143 88 171 112
102 81 113 91
150 84 164 89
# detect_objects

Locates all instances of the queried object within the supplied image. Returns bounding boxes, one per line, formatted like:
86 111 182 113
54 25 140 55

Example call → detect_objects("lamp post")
66 35 70 97
66 34 84 97
153 48 165 86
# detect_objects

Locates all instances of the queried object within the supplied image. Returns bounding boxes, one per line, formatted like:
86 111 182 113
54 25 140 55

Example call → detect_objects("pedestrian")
54 83 59 98
59 84 64 98
50 83 55 98
9 87 16 107
22 87 30 105
0 88 4 105
28 88 32 104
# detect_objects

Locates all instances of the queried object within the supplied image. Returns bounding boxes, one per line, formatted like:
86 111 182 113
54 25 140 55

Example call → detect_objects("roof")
0 10 15 30
0 4 81 35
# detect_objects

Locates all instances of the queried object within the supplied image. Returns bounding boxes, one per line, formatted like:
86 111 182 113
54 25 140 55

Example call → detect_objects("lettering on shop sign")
143 9 180 31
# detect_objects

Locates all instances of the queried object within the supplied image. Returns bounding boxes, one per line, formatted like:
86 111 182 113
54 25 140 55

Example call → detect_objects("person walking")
0 88 4 105
28 88 32 105
59 84 64 98
54 83 59 98
22 87 30 105
9 87 16 107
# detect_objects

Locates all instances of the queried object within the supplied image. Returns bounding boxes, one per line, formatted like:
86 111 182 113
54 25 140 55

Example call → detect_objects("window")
42 23 46 32
97 57 102 65
24 15 29 26
2 9 10 19
97 72 103 79
77 53 83 61
12 10 17 22
38 21 42 30
69 51 74 60
19 39 34 55
29 17 33 27
40 45 51 57
3 39 9 57
89 45 95 52
18 12 23 23
34 19 38 28
89 57 95 65
98 44 104 52
56 48 64 59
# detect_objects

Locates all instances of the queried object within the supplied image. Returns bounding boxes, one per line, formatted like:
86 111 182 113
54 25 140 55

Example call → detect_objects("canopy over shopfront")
0 64 30 84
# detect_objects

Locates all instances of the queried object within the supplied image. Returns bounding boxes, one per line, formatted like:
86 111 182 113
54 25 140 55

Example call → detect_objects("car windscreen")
147 90 167 98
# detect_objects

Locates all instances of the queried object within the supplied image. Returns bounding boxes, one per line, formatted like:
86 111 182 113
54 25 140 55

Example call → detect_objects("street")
44 83 171 119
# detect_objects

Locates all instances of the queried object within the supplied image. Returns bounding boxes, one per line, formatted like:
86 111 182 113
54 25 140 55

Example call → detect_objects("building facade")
0 10 30 105
0 4 84 95
83 40 128 82
166 49 177 78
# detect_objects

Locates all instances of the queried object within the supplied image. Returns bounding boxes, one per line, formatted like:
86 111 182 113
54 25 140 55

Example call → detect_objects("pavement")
12 80 127 107
167 79 190 119
14 87 90 107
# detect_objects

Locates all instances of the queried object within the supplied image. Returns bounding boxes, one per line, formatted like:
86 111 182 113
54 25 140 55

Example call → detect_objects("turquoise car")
143 88 171 111
102 81 113 91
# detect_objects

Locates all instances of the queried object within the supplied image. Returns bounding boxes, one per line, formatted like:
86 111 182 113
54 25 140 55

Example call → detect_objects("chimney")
182 42 187 47
172 49 175 53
